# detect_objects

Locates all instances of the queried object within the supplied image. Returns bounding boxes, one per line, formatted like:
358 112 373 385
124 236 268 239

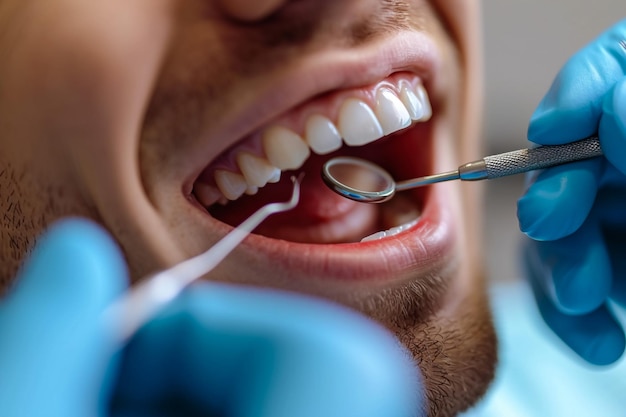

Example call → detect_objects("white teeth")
375 88 411 135
305 114 343 155
360 231 387 242
360 219 419 242
399 82 432 121
400 85 424 120
201 79 432 206
414 83 432 121
361 194 421 242
214 169 248 200
262 126 311 170
236 152 281 188
267 169 281 183
337 98 384 146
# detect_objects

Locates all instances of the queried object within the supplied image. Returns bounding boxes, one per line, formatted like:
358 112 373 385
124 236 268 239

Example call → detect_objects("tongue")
209 154 380 242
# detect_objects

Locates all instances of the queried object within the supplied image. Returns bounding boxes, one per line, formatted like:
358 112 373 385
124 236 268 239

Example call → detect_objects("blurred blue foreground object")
518 19 626 365
0 218 424 417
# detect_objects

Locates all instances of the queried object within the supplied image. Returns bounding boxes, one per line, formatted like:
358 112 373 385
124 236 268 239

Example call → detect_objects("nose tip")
215 0 288 21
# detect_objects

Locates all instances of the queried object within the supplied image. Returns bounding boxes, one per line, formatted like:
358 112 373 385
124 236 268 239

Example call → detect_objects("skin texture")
0 1 496 416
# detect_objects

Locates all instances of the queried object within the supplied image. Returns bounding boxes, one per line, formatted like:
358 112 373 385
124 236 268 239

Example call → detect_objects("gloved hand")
517 19 626 365
0 218 423 417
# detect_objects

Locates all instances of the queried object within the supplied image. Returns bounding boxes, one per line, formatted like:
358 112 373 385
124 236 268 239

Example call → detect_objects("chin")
19 1 496 415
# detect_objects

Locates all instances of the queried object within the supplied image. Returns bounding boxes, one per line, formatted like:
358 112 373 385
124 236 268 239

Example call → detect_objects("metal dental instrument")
103 176 301 343
322 136 603 203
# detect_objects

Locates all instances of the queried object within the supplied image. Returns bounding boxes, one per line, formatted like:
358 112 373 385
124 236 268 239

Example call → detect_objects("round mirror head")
321 156 395 203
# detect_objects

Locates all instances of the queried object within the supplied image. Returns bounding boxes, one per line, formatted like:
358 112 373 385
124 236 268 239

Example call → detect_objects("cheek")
0 2 186 279
2 1 172 145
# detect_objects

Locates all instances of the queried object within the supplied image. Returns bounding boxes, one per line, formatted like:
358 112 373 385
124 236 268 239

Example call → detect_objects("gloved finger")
524 240 625 365
517 158 603 240
523 215 613 315
0 218 128 417
111 283 423 417
599 77 626 174
526 19 626 145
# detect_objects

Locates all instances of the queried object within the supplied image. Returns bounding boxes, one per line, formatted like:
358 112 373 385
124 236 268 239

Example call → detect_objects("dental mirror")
322 136 603 204
322 156 459 203
322 157 397 203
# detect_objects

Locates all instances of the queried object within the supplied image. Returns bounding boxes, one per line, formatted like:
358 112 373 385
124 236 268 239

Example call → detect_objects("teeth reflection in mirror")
214 169 248 200
415 84 432 121
360 219 419 242
375 88 411 135
305 114 343 155
262 126 311 170
338 98 384 146
237 152 280 187
194 182 222 207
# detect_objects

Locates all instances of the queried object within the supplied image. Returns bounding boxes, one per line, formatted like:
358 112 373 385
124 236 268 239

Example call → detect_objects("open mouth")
191 72 435 245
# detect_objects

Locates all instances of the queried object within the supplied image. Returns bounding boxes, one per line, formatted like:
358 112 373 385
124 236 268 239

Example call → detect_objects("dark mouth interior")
205 121 433 243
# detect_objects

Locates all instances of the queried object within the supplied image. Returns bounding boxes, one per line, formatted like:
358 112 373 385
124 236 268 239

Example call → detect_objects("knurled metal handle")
483 136 602 179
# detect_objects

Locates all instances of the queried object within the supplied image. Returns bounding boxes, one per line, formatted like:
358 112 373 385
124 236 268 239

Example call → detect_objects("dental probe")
103 176 301 343
322 136 603 203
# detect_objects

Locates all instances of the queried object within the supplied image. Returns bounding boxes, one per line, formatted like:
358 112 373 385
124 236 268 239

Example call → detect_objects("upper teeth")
375 88 412 135
194 79 432 206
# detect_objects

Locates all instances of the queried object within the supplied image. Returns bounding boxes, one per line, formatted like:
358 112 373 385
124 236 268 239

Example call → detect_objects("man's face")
0 0 495 415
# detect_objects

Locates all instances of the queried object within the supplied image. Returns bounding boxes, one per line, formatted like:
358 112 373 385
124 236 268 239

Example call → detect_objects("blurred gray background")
482 1 624 281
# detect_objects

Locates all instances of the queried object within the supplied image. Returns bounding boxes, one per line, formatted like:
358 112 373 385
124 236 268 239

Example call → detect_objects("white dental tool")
322 136 603 203
103 176 301 343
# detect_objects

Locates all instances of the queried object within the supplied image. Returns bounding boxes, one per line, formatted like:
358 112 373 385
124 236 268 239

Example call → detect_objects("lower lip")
231 181 458 283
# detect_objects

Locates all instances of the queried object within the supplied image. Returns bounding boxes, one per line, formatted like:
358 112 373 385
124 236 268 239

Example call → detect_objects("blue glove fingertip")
532 216 612 316
551 258 611 315
517 192 551 240
517 160 600 240
583 322 626 366
546 304 625 366
527 70 601 145
527 253 625 366
11 217 128 313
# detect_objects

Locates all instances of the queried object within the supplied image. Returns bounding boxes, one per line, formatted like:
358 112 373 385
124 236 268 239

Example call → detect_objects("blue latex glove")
0 218 423 417
517 19 626 365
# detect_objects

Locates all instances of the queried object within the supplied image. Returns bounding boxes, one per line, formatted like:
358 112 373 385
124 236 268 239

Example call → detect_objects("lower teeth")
360 194 421 242
360 218 419 242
